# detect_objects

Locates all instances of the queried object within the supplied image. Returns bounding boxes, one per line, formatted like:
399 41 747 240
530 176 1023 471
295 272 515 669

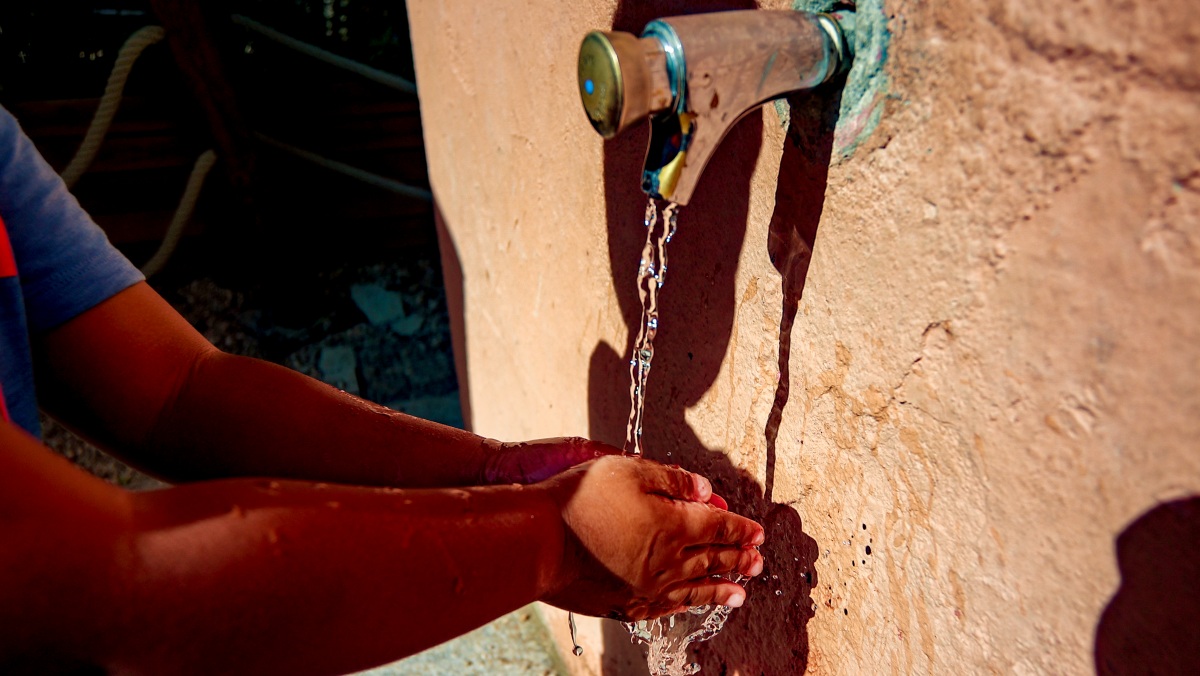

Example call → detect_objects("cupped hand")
539 455 764 621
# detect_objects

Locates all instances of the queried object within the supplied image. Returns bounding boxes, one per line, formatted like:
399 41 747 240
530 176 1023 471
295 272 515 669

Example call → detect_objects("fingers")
708 493 728 510
665 579 747 610
640 461 712 503
679 546 763 580
682 505 765 548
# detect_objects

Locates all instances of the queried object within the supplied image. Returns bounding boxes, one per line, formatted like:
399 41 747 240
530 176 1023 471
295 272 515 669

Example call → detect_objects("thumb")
641 461 713 503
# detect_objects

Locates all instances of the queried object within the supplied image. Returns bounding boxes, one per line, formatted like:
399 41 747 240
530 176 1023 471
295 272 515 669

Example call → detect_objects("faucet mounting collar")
640 20 686 115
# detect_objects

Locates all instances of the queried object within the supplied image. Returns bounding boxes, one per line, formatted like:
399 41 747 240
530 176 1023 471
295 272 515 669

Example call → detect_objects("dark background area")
0 0 461 487
0 0 428 256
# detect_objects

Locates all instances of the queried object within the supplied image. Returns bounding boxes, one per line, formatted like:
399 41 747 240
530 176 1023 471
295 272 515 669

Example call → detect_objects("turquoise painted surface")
357 605 568 676
777 0 891 158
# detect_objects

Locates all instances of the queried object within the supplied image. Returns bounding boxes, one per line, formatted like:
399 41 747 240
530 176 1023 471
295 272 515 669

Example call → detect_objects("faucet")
577 9 855 206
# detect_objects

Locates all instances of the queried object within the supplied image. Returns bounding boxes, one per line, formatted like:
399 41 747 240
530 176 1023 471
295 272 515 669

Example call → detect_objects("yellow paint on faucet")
657 112 695 201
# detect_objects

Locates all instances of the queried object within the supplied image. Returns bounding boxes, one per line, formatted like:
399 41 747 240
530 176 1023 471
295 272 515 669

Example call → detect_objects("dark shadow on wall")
433 200 473 431
693 80 844 676
762 84 843 504
586 1 842 673
1094 496 1200 675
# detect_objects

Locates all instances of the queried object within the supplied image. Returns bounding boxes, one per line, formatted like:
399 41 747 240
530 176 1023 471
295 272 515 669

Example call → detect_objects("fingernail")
749 555 764 577
750 529 766 546
725 589 745 608
692 474 712 501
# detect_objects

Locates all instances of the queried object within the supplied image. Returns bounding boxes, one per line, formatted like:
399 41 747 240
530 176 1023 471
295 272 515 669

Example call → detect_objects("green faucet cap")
578 31 625 139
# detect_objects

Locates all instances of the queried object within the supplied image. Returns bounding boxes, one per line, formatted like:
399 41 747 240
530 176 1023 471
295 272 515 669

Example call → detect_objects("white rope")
139 149 217 278
59 25 217 277
61 25 167 188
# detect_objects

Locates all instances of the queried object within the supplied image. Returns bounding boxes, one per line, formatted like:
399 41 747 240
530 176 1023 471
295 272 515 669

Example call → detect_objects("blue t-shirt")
0 105 145 438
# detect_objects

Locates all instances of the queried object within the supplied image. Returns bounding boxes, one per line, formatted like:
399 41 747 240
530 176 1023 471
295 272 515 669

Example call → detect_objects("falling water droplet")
569 611 583 657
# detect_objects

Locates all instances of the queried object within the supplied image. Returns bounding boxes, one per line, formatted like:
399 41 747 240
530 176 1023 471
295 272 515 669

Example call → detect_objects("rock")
350 283 407 325
390 313 424 336
318 345 360 394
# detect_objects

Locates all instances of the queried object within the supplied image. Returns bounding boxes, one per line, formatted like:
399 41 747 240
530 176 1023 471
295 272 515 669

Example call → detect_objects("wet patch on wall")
776 0 891 158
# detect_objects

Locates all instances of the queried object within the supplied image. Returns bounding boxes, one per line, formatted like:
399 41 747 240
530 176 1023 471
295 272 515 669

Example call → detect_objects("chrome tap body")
579 10 854 205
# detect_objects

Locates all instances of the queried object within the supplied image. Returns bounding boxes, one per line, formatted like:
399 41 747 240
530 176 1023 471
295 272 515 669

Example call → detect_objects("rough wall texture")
408 0 1200 673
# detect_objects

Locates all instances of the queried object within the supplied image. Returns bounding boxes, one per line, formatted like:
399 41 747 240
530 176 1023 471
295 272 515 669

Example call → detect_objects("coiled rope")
139 149 218 277
60 24 216 278
61 25 167 189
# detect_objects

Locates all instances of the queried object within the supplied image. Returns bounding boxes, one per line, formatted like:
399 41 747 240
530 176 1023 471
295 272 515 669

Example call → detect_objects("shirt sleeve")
0 105 145 333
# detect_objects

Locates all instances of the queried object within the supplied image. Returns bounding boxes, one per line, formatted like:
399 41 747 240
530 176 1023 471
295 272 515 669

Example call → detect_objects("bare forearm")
4 422 765 674
34 283 497 487
119 480 561 674
141 351 494 486
2 431 564 675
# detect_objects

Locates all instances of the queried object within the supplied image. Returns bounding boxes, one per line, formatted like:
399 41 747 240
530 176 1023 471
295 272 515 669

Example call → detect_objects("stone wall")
408 0 1200 672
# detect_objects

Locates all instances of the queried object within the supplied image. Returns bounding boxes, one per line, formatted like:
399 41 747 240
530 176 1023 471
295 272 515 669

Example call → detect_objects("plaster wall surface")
408 0 1200 673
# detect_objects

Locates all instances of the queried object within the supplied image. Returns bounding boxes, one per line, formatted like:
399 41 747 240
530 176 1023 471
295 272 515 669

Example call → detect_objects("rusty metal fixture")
577 9 855 205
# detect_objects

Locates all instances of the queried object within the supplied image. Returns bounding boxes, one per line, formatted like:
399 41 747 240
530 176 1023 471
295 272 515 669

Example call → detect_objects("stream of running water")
567 198 743 676
624 199 676 456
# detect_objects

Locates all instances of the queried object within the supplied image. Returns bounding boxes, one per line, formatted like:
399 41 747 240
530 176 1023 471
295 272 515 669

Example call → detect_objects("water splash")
625 590 744 676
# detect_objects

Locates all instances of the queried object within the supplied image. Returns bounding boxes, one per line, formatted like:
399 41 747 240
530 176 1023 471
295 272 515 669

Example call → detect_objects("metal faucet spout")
578 10 854 206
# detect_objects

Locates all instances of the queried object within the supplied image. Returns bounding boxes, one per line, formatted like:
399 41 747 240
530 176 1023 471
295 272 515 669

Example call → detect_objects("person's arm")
34 281 603 487
0 422 763 674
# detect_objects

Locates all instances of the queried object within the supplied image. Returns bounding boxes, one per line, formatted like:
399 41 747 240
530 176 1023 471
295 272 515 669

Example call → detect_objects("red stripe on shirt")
0 212 14 421
0 213 16 278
